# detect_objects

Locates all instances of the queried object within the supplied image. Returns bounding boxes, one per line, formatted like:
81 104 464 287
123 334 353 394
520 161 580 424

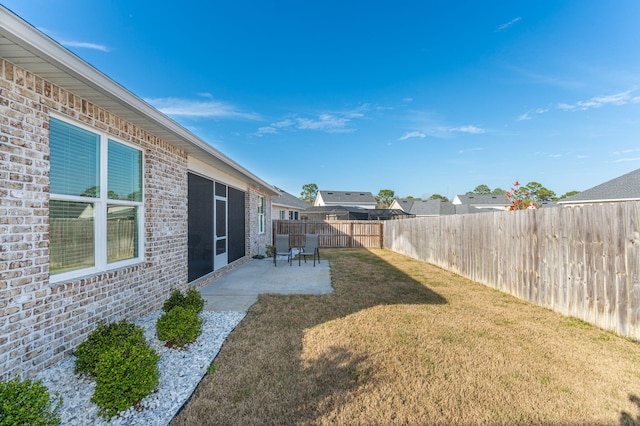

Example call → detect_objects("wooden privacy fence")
273 220 384 248
384 202 640 340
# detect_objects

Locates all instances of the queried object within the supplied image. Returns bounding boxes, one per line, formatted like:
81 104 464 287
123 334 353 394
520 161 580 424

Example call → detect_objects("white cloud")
495 17 522 32
402 97 413 103
518 108 549 121
254 105 372 135
450 125 486 134
613 148 640 155
558 89 640 111
458 147 484 154
296 114 353 133
613 157 640 163
254 126 278 136
36 27 111 52
520 89 640 122
253 119 296 136
146 96 260 120
398 131 427 141
61 40 111 52
274 119 294 128
612 148 640 163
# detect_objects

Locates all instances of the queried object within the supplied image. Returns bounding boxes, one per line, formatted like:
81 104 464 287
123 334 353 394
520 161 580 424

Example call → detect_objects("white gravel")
35 310 245 426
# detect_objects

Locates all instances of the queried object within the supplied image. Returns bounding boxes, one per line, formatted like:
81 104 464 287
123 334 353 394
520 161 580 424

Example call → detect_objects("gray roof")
454 204 482 214
559 168 640 204
454 194 508 206
393 198 416 212
407 199 456 216
0 6 277 195
538 201 559 208
317 190 377 205
271 187 310 210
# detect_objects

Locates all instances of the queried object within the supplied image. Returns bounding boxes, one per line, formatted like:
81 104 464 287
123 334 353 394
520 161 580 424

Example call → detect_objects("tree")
505 181 536 210
300 183 318 204
524 181 557 203
491 187 506 195
465 184 491 195
376 189 395 208
559 190 580 200
430 194 449 202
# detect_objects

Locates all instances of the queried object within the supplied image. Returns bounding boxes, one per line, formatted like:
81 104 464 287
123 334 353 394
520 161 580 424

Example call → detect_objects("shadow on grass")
620 394 640 425
171 248 446 425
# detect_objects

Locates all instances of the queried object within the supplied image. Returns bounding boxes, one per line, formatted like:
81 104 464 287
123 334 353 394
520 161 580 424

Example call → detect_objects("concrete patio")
199 257 333 312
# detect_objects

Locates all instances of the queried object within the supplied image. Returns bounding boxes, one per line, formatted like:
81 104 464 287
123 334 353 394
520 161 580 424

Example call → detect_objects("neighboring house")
302 206 410 221
389 198 417 212
558 168 640 206
314 190 377 209
0 7 277 381
452 194 509 211
538 201 559 208
391 198 457 217
271 187 310 220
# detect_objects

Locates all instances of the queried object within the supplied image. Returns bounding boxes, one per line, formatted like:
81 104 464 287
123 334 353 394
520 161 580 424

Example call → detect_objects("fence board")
274 220 384 248
384 202 640 340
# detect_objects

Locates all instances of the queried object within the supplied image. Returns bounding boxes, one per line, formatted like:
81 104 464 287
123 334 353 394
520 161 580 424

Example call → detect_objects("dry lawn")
172 248 640 425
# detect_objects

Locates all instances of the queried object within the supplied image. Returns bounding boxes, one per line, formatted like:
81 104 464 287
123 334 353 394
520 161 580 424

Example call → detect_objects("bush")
184 288 205 313
0 377 62 426
91 340 160 419
162 289 185 313
163 288 205 313
156 306 202 348
74 320 147 378
266 245 275 258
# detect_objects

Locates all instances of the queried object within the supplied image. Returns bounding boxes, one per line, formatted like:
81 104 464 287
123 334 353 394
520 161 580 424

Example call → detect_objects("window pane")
50 200 95 274
49 118 100 197
107 205 138 263
108 140 142 201
216 199 226 238
216 239 226 255
215 182 226 198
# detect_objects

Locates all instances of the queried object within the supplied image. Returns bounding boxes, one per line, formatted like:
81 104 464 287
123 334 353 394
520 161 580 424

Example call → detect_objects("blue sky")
5 1 640 199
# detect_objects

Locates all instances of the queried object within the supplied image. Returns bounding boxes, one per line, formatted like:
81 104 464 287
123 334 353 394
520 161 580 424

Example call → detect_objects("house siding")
0 58 266 380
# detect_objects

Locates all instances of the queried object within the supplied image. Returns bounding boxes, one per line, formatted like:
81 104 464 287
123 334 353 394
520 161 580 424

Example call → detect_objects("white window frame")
49 115 145 283
258 195 265 234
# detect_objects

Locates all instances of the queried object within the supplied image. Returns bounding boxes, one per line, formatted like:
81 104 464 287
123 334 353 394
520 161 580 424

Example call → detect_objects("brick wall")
247 184 273 258
0 59 194 380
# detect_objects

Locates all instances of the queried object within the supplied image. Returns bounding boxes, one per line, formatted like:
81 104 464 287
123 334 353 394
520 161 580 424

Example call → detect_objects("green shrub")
0 377 62 426
266 245 275 258
91 340 160 420
156 306 202 348
184 288 205 313
74 320 146 378
163 288 205 313
162 289 185 313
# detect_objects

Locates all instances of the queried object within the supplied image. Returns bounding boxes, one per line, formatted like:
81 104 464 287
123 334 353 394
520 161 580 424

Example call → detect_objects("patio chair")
274 234 292 266
298 234 320 266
